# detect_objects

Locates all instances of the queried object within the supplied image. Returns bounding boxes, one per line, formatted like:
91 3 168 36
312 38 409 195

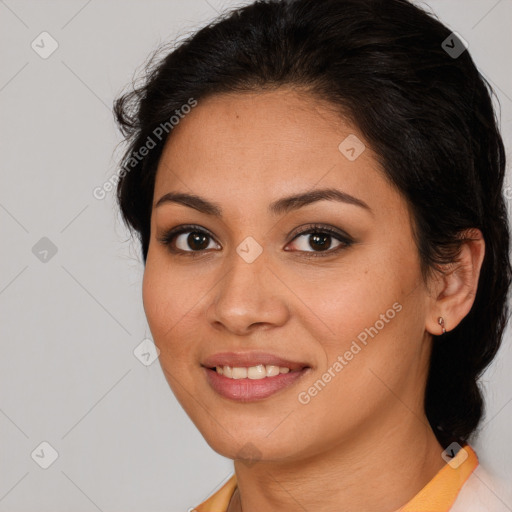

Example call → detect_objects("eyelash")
157 223 354 259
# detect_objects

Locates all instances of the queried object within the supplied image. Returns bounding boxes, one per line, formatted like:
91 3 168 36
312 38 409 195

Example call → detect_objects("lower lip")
204 367 310 402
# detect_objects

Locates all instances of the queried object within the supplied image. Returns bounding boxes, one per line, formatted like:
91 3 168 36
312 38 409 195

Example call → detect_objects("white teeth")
266 365 280 377
247 364 266 379
215 364 295 379
232 367 248 379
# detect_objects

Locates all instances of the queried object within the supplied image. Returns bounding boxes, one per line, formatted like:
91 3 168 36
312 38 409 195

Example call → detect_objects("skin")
142 87 485 511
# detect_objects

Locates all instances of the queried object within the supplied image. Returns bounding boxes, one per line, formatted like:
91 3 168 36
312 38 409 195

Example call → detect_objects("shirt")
192 444 511 511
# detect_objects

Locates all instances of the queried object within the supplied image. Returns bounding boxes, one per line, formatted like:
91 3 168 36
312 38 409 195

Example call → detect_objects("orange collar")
195 444 478 512
399 444 478 511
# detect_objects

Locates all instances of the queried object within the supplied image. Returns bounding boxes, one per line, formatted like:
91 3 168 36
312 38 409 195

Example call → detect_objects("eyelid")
157 223 354 257
290 223 352 242
286 223 354 257
156 224 219 252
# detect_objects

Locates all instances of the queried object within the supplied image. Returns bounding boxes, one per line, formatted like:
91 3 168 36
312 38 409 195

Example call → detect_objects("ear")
425 229 485 336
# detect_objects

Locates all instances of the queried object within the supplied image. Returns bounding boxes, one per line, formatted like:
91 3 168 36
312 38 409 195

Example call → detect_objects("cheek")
296 246 424 392
289 251 417 351
142 262 169 338
142 256 191 361
142 258 206 413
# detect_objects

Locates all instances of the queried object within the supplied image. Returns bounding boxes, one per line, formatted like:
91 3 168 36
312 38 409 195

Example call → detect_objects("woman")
113 0 511 509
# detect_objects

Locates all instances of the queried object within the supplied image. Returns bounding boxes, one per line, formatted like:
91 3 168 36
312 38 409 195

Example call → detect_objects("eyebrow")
154 187 372 216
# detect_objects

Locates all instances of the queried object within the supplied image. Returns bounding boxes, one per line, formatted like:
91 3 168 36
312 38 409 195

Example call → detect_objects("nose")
206 249 290 336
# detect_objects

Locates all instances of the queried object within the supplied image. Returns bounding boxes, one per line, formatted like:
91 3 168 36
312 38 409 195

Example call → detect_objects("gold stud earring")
438 317 446 334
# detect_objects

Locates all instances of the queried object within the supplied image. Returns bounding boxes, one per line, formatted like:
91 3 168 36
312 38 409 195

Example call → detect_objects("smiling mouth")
203 365 311 402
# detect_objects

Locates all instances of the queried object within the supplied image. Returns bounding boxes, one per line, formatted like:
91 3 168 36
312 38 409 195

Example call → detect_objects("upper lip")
202 351 310 371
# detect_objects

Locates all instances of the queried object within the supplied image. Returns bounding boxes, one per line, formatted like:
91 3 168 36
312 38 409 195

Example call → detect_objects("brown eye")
292 232 341 252
286 224 353 257
178 231 211 251
157 225 220 256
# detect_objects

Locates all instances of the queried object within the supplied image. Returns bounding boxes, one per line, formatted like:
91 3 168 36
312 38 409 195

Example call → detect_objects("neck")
228 412 445 512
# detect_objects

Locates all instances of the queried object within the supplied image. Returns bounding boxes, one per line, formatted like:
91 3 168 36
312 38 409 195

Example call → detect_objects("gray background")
1 0 511 511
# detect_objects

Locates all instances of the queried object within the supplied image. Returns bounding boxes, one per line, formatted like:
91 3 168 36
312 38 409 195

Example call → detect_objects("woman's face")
143 88 435 462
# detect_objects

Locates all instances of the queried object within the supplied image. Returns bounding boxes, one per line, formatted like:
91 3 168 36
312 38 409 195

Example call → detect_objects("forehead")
158 87 349 163
153 88 402 219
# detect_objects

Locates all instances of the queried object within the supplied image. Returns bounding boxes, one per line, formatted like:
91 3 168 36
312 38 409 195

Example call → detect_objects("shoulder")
450 464 512 512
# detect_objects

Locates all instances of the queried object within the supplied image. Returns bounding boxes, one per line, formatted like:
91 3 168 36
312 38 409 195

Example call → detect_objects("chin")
199 426 305 464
